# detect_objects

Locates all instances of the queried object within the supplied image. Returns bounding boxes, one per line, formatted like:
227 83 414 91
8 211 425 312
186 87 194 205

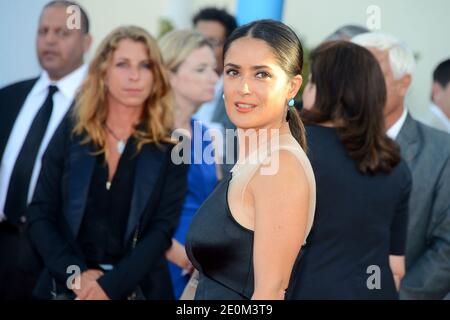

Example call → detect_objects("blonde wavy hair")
73 25 174 154
158 29 213 72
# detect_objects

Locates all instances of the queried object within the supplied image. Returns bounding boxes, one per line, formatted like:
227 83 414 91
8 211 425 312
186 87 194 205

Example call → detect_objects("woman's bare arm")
250 150 311 300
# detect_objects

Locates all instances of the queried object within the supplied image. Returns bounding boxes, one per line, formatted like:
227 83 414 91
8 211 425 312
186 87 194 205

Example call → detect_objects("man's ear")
288 74 303 98
431 81 442 103
398 74 412 97
83 34 92 53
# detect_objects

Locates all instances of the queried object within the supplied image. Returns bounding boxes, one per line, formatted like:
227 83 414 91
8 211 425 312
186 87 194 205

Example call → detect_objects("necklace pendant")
117 140 125 154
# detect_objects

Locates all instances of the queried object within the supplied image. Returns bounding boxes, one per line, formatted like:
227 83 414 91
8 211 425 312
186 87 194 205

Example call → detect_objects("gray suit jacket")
398 115 450 299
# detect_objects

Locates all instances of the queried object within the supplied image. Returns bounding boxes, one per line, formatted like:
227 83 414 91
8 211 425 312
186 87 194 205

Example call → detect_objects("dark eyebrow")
224 63 240 69
224 63 272 71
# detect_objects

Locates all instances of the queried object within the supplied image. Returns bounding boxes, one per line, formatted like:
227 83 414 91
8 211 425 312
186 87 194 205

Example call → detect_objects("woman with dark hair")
185 20 316 300
295 41 412 299
27 26 188 300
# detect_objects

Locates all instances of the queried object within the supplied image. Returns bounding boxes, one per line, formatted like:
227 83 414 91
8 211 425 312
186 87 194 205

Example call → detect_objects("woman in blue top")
159 30 220 298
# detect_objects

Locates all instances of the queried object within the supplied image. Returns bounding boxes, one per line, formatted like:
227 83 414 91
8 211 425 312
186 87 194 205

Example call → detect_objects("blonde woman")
158 30 219 298
27 26 188 300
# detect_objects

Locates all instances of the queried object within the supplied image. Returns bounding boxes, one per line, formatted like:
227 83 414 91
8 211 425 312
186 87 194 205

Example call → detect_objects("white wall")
0 0 236 88
76 0 236 63
75 0 166 62
0 0 51 87
284 0 450 117
1 0 448 119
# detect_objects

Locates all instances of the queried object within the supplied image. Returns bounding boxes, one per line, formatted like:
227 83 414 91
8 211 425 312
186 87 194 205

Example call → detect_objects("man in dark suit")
353 32 450 299
0 0 91 299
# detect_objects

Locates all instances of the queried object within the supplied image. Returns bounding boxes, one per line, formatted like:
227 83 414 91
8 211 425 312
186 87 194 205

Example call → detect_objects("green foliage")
157 17 175 39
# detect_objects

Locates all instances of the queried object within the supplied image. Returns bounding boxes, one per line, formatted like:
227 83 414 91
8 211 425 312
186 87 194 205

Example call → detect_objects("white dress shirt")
0 64 87 221
422 103 450 134
387 107 408 140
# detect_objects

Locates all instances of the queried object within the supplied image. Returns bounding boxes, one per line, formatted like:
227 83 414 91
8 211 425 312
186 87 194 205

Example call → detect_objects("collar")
387 106 408 140
30 64 87 99
430 103 450 130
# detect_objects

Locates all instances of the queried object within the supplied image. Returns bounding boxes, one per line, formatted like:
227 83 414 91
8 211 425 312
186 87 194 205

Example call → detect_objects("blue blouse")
168 118 218 298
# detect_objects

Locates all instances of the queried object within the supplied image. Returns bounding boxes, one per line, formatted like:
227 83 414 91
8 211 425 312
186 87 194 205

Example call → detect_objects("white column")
160 0 193 30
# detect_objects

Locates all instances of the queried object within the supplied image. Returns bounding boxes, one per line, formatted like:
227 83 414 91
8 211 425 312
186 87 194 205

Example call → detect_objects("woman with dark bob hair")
294 40 412 299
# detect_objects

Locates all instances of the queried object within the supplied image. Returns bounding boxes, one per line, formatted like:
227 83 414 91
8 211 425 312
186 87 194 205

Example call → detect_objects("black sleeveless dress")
185 173 305 300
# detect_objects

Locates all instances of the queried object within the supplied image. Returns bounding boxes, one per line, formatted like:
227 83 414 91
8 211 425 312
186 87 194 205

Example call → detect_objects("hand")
166 239 194 275
72 269 107 300
77 280 110 300
71 269 103 292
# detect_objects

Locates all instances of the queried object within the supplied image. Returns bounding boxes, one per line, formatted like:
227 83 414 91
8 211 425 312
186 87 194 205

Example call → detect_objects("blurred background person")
324 24 369 42
293 23 370 113
3 1 450 128
0 0 91 300
186 20 316 300
193 7 237 77
296 41 411 299
193 7 238 174
158 29 219 299
423 58 450 133
353 32 450 300
27 26 188 300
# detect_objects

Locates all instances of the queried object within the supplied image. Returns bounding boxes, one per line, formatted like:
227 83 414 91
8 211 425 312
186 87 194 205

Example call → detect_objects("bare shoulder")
249 149 310 199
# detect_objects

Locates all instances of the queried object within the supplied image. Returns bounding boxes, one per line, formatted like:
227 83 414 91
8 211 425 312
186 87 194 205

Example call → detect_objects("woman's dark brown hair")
223 19 307 150
301 41 400 173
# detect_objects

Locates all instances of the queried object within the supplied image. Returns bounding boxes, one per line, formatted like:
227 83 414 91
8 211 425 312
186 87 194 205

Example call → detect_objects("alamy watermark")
366 5 382 31
66 5 81 30
366 265 382 290
171 121 282 176
66 265 81 290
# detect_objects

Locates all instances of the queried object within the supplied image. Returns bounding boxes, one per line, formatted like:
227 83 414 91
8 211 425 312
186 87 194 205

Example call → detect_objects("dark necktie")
4 85 58 224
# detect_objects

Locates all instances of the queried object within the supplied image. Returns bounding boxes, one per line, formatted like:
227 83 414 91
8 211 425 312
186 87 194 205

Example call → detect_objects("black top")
77 138 136 268
27 115 189 299
186 174 304 300
290 125 411 299
186 174 253 299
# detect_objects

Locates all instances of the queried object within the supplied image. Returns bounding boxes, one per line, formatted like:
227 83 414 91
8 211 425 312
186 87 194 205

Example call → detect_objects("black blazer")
0 78 39 160
26 116 188 299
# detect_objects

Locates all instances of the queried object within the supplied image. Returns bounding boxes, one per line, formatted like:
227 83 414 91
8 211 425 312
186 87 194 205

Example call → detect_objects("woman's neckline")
231 133 297 174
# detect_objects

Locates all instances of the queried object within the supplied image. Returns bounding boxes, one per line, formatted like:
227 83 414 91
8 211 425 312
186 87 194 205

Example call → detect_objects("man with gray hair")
352 32 450 300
